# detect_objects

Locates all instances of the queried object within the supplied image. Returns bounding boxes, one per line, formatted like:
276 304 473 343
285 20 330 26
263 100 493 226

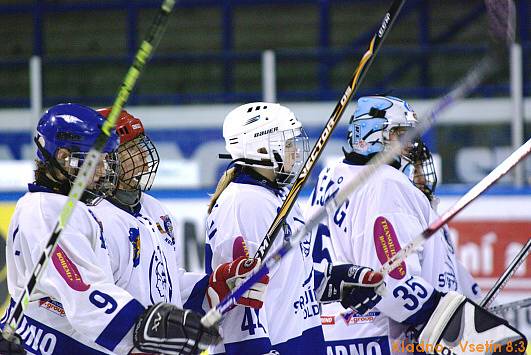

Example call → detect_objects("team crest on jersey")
39 298 65 317
156 215 175 246
128 227 141 267
149 248 173 303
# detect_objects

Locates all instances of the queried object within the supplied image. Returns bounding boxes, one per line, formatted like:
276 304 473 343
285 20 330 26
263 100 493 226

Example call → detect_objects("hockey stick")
253 0 406 261
2 0 176 341
489 297 531 315
480 238 531 308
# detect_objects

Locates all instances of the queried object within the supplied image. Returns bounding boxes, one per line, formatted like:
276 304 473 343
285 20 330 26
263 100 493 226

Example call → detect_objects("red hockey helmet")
97 108 144 144
97 107 159 194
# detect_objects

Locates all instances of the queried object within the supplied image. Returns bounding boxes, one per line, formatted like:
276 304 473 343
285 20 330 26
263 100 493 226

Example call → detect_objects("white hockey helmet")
223 102 309 186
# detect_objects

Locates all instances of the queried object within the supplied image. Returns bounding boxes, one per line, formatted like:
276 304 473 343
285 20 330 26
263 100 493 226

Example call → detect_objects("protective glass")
400 139 438 201
118 134 160 192
269 128 310 186
65 151 120 204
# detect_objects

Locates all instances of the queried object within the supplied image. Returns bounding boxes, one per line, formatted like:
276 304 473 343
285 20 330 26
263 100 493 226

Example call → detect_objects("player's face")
56 148 109 187
389 127 413 155
283 138 297 172
118 138 148 190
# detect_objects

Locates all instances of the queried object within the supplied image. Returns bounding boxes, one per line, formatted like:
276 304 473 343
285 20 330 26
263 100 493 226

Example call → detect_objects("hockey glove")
133 303 221 355
316 264 383 315
418 291 527 355
207 256 269 309
0 332 26 355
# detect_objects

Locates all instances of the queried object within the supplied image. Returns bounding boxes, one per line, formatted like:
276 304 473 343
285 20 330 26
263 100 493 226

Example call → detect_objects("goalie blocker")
418 292 527 355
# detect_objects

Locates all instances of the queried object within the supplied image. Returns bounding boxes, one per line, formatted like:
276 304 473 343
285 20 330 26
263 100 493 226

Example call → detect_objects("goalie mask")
222 102 309 186
345 96 418 165
97 108 160 194
34 103 119 204
400 138 438 202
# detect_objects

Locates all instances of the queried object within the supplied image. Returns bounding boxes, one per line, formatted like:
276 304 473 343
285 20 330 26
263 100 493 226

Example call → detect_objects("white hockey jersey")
3 184 145 354
206 172 325 355
2 185 208 355
92 193 208 313
306 160 480 355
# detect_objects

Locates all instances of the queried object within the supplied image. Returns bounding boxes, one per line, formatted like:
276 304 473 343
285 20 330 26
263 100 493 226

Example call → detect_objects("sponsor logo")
378 13 391 38
128 227 141 267
233 236 250 259
373 216 406 280
293 285 320 320
253 126 278 138
51 246 90 291
321 315 335 325
152 312 162 332
326 337 388 355
39 298 66 317
18 317 57 355
343 311 380 325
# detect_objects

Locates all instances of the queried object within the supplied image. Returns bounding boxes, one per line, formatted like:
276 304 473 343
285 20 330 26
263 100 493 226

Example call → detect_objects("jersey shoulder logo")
156 215 176 247
128 227 141 267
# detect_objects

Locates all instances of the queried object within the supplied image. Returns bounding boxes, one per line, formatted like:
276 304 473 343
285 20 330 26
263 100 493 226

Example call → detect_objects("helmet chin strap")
218 154 275 168
34 136 72 180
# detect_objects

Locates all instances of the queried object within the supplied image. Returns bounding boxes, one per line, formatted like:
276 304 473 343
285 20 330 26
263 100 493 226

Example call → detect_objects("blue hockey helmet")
35 103 119 162
34 103 120 203
345 96 417 159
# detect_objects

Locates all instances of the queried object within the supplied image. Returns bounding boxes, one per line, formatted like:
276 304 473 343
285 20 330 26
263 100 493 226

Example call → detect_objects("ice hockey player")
400 138 482 303
307 96 526 355
206 102 385 355
94 107 271 353
0 103 242 355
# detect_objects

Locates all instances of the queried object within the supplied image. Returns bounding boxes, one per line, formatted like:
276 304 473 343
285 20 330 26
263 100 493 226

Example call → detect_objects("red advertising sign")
448 221 531 293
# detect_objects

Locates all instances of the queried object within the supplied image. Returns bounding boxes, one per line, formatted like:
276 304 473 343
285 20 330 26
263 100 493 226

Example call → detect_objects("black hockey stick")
2 0 176 341
253 0 406 261
480 238 531 308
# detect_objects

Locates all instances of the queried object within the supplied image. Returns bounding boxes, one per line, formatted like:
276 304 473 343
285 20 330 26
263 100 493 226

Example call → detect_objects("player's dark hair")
34 159 70 195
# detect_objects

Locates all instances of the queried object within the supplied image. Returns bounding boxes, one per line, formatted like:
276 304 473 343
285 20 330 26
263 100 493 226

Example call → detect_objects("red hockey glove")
207 256 269 310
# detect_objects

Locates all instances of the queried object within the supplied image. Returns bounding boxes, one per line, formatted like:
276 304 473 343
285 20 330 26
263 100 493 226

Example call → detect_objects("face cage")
401 139 438 201
268 128 310 186
118 135 160 193
65 151 120 204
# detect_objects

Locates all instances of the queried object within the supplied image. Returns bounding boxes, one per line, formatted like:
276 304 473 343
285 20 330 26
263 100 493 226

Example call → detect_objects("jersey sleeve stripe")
95 298 145 351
